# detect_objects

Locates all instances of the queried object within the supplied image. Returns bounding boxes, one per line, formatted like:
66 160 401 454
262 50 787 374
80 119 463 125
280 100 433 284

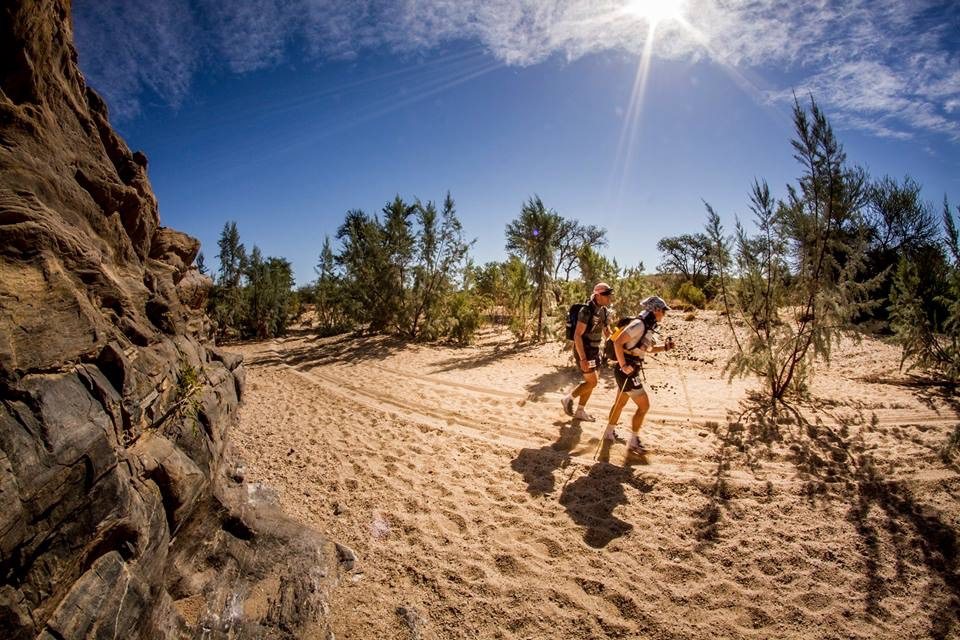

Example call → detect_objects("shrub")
889 197 959 382
676 281 706 308
445 291 484 345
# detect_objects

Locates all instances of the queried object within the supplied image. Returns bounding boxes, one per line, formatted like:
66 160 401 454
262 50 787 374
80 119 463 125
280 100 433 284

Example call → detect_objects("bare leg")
630 391 650 437
571 370 598 407
607 390 632 426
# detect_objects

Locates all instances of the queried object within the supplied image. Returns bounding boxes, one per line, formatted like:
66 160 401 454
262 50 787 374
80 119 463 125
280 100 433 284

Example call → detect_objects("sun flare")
622 0 686 25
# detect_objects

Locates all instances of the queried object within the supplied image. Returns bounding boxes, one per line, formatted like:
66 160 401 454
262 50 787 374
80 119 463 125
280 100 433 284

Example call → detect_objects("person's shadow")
560 463 655 548
511 421 583 496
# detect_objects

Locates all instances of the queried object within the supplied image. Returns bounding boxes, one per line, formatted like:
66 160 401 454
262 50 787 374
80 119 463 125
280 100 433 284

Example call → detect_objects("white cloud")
73 0 960 141
74 0 197 119
197 0 290 73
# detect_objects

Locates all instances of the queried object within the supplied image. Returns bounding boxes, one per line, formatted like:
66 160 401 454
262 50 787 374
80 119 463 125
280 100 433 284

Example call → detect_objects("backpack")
565 300 604 340
603 311 656 363
565 303 588 340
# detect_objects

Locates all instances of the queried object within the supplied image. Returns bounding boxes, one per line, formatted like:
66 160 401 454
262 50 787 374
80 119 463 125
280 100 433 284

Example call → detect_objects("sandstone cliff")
0 2 340 637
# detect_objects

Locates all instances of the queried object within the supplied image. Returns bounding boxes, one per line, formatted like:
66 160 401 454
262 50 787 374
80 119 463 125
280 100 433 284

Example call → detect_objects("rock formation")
0 2 340 637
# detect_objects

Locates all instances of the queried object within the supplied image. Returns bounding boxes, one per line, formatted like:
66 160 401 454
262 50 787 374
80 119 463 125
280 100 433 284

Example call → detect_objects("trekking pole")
593 368 633 460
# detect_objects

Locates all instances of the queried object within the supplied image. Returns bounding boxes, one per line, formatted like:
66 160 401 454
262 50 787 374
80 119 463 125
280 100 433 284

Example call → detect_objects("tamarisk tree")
706 97 880 408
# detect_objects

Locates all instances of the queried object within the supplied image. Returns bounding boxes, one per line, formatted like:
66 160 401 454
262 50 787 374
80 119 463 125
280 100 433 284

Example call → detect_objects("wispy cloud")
73 0 960 141
73 0 197 118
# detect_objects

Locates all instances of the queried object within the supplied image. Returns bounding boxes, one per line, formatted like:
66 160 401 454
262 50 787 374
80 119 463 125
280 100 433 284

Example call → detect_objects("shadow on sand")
559 463 656 548
510 421 584 497
694 395 960 637
511 419 657 549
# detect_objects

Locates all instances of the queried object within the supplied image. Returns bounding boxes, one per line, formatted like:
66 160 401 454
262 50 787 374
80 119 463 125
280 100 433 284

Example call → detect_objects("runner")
561 283 613 422
604 295 674 452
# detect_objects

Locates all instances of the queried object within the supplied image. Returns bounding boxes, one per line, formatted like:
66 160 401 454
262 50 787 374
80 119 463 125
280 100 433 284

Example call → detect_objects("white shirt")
620 318 654 357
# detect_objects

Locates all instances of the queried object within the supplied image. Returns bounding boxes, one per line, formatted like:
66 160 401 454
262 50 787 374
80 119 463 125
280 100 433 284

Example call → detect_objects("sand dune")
226 312 960 639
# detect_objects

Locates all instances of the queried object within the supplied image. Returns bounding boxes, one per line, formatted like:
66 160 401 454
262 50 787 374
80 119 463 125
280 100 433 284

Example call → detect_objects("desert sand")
225 311 960 639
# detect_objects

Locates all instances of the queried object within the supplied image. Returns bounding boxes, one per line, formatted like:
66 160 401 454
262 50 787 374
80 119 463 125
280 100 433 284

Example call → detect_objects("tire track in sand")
263 353 959 489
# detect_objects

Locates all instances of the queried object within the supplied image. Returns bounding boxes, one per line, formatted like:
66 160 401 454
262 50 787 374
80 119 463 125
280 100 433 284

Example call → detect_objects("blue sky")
73 0 960 286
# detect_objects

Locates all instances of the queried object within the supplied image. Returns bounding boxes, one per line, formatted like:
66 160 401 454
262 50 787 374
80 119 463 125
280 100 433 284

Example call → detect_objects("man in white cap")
604 295 674 453
561 282 614 421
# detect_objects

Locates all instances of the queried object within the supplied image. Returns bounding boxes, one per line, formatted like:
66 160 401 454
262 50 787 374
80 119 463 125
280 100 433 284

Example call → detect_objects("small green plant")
171 361 204 437
145 360 205 439
445 291 484 345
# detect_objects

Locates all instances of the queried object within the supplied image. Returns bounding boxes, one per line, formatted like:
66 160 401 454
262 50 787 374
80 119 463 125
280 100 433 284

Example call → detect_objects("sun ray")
611 20 659 200
610 0 773 204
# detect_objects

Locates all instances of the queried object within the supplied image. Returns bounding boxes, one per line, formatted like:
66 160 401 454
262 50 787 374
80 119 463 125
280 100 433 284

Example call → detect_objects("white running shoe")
561 396 574 416
573 408 596 422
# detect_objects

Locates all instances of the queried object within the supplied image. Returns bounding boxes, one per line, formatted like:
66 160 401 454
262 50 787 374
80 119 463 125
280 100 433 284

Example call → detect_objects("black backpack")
565 300 607 340
564 303 589 340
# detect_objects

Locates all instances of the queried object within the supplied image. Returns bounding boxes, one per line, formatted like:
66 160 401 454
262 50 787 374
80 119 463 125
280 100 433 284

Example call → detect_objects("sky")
72 0 960 287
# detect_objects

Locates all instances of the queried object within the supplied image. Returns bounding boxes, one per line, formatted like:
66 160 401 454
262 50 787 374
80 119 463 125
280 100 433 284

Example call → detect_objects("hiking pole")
593 367 633 460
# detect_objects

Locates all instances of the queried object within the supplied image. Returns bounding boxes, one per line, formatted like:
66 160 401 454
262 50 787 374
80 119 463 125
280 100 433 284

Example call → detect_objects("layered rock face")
0 2 339 637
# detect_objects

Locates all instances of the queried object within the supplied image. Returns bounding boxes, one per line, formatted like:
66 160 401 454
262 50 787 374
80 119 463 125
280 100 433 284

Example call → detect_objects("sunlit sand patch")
228 317 960 639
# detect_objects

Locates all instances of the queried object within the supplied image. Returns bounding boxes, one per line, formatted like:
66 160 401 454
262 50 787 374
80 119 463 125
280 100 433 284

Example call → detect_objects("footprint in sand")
494 553 522 576
528 537 564 559
435 510 468 536
796 590 832 612
575 577 606 596
462 563 486 581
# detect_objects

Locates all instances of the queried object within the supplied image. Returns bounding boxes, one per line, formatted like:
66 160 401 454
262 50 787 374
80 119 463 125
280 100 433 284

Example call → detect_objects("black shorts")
613 363 645 396
581 344 601 370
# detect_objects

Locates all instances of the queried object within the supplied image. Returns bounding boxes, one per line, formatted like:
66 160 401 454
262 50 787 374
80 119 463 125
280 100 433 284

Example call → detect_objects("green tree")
503 256 534 340
861 175 941 326
706 97 879 408
505 196 562 340
554 219 607 282
210 221 248 338
216 221 246 288
889 198 960 382
577 245 620 298
195 251 208 275
315 235 349 335
243 247 295 339
336 209 390 332
381 195 418 332
609 262 652 320
333 193 477 341
656 233 714 292
408 193 473 339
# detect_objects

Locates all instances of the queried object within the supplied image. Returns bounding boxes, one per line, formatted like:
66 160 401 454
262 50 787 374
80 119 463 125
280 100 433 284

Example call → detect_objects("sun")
622 0 687 26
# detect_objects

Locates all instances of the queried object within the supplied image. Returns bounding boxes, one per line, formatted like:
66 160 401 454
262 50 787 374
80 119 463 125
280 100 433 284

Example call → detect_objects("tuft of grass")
169 361 204 437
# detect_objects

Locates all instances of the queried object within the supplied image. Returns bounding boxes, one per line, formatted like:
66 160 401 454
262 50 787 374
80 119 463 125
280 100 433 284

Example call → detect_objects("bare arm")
573 320 589 365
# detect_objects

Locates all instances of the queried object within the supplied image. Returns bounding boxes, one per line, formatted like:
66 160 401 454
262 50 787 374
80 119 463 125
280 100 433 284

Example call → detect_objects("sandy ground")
225 311 960 639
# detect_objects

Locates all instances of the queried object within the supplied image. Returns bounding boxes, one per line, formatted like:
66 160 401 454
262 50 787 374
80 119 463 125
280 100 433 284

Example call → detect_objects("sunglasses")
599 290 613 296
